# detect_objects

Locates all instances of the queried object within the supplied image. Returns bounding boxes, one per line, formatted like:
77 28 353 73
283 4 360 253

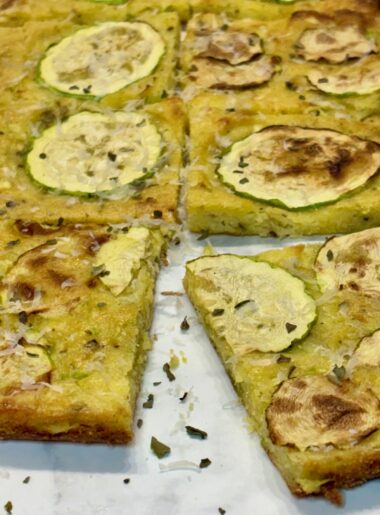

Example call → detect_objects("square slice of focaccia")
186 92 380 237
0 219 165 443
184 229 380 502
0 10 180 105
0 94 185 225
180 9 380 119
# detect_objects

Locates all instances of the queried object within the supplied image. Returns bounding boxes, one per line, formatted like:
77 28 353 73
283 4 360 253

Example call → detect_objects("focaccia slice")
184 230 380 502
0 10 180 104
0 219 166 443
180 10 380 119
0 93 185 225
185 92 380 236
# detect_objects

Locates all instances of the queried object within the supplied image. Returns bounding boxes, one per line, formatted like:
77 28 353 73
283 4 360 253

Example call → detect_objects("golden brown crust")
0 428 132 445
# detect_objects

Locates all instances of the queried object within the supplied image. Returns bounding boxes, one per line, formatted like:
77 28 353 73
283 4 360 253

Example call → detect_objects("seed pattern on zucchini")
27 111 163 196
39 22 165 97
185 255 316 354
314 228 380 296
217 126 380 210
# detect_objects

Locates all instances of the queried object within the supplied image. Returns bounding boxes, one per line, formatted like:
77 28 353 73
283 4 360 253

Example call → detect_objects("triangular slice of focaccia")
184 229 380 503
0 219 165 444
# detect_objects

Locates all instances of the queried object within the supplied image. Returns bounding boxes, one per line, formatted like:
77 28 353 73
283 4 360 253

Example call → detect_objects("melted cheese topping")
40 22 165 97
218 126 380 210
295 26 377 64
27 111 162 195
267 375 380 451
315 228 380 296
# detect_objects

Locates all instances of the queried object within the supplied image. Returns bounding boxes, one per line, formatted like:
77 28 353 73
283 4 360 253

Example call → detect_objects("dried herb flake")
277 355 291 364
123 478 130 484
326 249 334 262
234 300 251 309
143 394 154 409
18 311 28 325
163 363 176 382
6 240 19 248
4 501 12 514
185 425 208 440
137 418 143 429
22 476 30 484
180 316 190 331
212 308 224 317
285 322 297 333
199 458 211 469
151 436 170 459
179 392 188 402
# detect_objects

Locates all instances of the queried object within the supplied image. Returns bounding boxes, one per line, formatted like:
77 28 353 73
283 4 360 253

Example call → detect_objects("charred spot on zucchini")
39 22 165 98
217 126 380 210
185 255 316 354
266 375 380 451
27 112 163 196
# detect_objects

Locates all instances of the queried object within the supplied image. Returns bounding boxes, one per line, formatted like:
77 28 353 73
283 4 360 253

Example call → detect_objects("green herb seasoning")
185 425 208 440
163 363 176 382
151 436 171 459
143 394 154 409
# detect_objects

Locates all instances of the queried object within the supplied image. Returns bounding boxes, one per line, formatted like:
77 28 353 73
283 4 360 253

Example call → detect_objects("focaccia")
186 93 380 236
180 9 380 118
184 229 380 502
0 219 165 443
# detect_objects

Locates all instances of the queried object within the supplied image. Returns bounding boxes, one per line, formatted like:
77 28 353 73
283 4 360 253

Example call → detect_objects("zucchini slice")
27 111 163 195
185 255 316 354
189 55 277 89
196 30 263 65
266 375 380 451
0 344 52 395
39 22 165 97
314 228 380 296
217 126 380 210
0 234 95 315
295 26 377 64
308 60 380 96
95 227 151 296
